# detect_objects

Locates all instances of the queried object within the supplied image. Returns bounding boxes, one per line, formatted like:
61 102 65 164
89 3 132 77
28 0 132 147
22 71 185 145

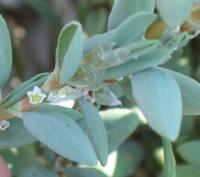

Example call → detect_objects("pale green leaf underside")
56 21 83 85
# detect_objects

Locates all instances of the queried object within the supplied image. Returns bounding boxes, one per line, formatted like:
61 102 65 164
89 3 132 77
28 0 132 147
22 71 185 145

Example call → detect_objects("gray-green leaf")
108 0 155 30
156 0 197 26
130 67 182 140
84 12 156 52
23 111 98 165
56 21 83 85
17 163 59 177
104 47 172 80
162 68 200 116
35 104 82 121
177 141 200 166
160 165 200 177
0 15 12 89
100 108 140 152
95 87 121 106
176 165 200 177
65 167 107 177
113 141 144 177
0 73 49 108
79 99 108 166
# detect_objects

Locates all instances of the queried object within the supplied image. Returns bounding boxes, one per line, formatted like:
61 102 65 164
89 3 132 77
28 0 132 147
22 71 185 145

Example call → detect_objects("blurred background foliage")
1 0 200 177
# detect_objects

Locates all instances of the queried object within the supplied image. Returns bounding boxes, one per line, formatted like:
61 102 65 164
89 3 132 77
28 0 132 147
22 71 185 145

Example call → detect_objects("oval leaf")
23 111 97 165
108 0 155 30
156 0 197 26
0 15 12 89
130 67 182 140
84 12 156 52
79 99 109 166
162 68 200 116
104 47 172 80
56 21 83 85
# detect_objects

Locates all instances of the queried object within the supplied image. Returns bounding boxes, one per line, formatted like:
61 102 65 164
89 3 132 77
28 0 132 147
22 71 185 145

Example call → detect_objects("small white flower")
0 120 10 131
27 86 46 104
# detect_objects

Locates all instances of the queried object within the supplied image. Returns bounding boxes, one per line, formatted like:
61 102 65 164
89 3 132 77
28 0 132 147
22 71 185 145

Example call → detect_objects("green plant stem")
162 138 176 177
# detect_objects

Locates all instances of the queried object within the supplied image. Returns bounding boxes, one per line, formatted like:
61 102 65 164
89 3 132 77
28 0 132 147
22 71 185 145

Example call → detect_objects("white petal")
29 98 37 104
33 86 42 94
27 91 33 97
